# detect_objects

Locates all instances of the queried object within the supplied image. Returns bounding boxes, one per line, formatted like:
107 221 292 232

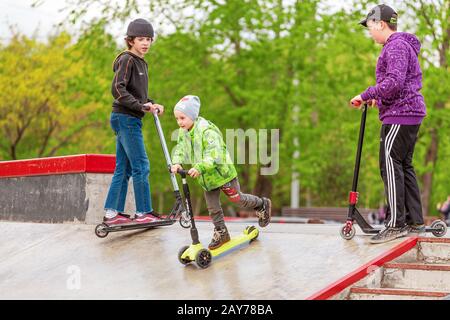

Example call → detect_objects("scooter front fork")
343 220 354 234
344 191 359 233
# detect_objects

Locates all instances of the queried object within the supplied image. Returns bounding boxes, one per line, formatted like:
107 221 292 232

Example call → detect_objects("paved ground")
0 220 444 300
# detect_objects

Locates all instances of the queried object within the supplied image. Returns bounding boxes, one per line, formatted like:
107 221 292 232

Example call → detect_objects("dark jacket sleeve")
112 56 144 112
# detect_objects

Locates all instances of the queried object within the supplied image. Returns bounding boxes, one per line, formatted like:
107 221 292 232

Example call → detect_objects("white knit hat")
174 95 201 121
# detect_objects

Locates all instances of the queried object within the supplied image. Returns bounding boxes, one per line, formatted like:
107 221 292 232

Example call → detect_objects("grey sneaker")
406 224 426 236
208 226 231 250
370 226 408 244
255 197 272 228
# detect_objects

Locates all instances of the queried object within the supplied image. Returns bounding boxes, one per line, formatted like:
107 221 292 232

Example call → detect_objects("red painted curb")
306 236 419 300
0 154 116 178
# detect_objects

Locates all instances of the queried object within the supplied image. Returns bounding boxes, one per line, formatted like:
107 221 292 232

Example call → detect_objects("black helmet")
126 19 154 37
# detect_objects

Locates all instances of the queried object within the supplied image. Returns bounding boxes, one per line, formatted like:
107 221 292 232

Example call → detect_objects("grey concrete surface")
0 173 136 224
0 221 417 300
84 174 136 224
0 174 87 223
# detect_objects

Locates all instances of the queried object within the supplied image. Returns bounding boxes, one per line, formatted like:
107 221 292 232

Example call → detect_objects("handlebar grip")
351 100 362 107
177 169 189 176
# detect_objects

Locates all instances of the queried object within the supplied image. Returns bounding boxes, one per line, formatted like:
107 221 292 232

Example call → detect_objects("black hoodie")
111 51 154 119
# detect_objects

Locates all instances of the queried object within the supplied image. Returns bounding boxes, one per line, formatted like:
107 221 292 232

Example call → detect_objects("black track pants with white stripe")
379 124 424 228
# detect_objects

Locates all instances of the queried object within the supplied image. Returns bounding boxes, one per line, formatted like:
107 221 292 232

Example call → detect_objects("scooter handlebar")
177 169 189 177
351 101 368 108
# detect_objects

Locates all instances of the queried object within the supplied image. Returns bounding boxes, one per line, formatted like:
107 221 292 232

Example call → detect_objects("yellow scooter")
176 169 259 269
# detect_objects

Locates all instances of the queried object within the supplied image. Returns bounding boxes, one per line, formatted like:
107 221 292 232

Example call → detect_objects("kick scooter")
95 110 190 238
176 169 259 269
340 102 447 240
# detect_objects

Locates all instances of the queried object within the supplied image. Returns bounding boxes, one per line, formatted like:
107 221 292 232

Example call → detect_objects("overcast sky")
0 0 382 44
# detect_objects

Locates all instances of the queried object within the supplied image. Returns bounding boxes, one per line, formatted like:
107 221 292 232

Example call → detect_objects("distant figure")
437 196 450 225
378 204 388 224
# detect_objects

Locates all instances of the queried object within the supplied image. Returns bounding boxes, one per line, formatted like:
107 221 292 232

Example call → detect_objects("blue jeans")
104 113 152 214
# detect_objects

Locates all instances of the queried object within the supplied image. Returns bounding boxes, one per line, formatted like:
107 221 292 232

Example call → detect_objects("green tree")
0 32 102 160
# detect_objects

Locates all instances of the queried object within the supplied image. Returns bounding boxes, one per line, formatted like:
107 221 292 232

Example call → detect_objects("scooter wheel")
195 249 212 269
179 214 191 229
340 224 356 240
178 246 191 265
244 226 254 234
430 220 447 238
244 226 259 241
95 223 109 238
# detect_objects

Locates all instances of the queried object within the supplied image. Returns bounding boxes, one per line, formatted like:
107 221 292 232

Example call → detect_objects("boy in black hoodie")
103 19 164 225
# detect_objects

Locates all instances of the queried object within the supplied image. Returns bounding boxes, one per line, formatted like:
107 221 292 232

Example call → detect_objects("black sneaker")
255 197 272 228
208 226 231 250
370 226 408 244
406 224 426 236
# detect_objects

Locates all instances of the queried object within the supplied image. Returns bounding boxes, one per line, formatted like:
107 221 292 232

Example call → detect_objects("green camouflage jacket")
171 117 237 191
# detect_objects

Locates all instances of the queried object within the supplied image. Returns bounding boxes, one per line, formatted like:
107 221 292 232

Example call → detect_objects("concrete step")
382 262 450 292
417 238 450 264
348 287 449 300
393 238 450 264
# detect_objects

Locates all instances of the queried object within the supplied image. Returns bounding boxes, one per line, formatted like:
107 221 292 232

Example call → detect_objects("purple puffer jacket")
361 32 427 125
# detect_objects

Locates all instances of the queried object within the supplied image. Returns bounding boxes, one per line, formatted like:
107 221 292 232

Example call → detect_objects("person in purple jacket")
351 4 427 244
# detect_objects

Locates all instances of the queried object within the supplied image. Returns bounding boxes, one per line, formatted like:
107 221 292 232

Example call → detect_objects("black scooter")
95 110 190 238
340 102 447 240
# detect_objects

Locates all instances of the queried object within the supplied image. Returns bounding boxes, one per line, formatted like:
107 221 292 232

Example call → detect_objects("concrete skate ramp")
0 221 410 300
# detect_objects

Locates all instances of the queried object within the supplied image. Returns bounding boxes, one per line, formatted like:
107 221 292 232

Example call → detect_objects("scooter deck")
180 227 259 262
361 226 443 234
210 228 259 258
349 207 445 234
102 219 176 232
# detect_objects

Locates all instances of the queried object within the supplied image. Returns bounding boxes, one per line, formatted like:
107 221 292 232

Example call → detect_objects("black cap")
126 19 154 37
359 4 398 27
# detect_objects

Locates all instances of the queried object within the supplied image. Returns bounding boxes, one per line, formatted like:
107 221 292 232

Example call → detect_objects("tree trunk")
421 123 440 216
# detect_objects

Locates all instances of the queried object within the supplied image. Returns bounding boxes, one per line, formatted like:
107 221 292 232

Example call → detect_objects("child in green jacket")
170 95 271 249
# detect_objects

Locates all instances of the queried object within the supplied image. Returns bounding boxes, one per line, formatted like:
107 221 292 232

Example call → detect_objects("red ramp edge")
306 236 419 300
0 154 115 178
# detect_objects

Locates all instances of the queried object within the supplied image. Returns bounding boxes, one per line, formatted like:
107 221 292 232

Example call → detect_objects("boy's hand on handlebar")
171 164 183 174
152 104 164 115
142 102 153 112
142 103 165 115
350 95 377 109
350 95 363 108
188 168 200 178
